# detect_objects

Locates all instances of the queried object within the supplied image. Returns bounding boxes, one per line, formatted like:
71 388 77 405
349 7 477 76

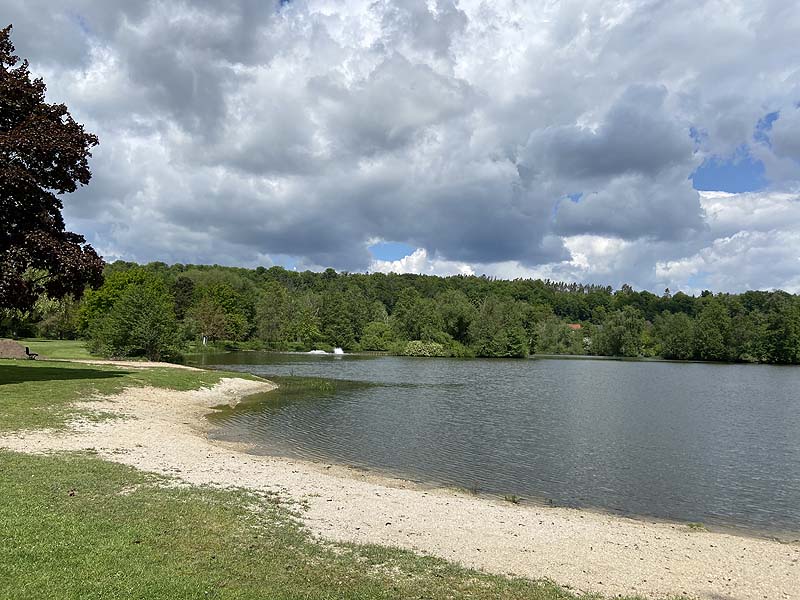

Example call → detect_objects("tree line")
3 260 799 364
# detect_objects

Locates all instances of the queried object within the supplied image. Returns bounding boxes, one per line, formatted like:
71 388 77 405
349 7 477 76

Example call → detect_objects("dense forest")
2 260 800 364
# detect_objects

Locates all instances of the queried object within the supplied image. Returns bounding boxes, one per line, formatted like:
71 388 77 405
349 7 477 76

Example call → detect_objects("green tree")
77 269 152 334
519 303 553 353
360 321 395 351
764 296 800 364
35 294 79 339
692 298 731 361
593 306 646 357
390 288 421 341
195 284 251 341
654 311 694 360
534 317 583 355
728 311 766 362
390 288 443 342
171 276 195 321
320 291 356 349
368 301 389 324
469 296 529 358
187 296 228 342
255 281 290 344
285 293 322 348
89 279 179 361
435 290 476 344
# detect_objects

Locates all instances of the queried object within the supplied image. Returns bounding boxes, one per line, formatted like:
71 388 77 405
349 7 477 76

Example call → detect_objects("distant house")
567 323 582 330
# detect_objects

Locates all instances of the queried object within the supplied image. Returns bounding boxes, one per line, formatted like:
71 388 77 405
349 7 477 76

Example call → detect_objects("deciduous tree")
0 25 103 311
593 306 646 357
90 278 179 361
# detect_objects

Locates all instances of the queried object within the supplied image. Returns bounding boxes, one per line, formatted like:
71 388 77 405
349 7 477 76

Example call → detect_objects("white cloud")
370 248 475 276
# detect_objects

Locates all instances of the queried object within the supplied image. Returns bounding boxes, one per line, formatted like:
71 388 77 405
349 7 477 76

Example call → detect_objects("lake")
195 352 800 538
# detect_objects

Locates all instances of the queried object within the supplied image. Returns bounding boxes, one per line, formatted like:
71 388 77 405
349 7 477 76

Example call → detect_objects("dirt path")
1 379 797 600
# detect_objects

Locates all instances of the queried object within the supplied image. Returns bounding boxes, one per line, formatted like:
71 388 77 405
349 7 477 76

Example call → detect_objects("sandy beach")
1 377 797 600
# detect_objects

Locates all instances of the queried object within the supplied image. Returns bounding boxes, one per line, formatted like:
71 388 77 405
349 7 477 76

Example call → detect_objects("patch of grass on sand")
18 338 93 360
0 360 259 432
0 450 615 600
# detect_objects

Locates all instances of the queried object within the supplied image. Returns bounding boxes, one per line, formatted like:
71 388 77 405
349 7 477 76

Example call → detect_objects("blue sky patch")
691 145 767 193
369 241 415 261
685 272 712 293
754 111 779 147
689 126 707 147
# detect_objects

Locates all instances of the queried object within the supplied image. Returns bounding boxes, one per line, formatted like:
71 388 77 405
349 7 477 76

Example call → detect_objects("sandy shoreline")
1 378 797 600
50 358 204 370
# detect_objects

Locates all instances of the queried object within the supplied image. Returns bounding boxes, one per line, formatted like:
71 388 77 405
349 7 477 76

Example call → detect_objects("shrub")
359 321 394 351
398 340 448 357
89 279 180 362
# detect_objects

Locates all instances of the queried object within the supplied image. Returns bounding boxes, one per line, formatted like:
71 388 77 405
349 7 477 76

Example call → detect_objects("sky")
4 0 800 294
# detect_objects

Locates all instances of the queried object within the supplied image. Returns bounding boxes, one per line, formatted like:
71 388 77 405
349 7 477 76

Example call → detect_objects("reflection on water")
197 352 800 538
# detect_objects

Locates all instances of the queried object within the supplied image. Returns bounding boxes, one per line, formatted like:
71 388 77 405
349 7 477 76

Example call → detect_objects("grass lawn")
0 360 646 600
0 451 608 600
18 338 94 360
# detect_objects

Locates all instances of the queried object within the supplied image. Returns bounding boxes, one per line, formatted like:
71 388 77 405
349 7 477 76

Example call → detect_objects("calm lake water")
195 352 800 538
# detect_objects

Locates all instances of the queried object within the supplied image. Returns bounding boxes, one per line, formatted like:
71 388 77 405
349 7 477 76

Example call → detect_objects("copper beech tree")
0 25 103 312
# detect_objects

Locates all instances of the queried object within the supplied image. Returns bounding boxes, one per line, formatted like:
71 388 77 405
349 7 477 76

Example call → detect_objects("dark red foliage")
0 25 104 311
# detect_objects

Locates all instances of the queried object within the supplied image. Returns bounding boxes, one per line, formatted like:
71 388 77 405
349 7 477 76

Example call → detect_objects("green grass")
0 451 614 600
0 360 259 432
18 338 93 360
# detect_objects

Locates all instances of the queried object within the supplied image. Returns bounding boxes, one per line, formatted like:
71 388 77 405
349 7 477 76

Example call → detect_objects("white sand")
1 379 797 600
52 358 203 370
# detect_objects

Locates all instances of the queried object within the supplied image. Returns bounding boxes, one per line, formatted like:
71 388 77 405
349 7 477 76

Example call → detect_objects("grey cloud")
404 181 568 265
553 170 705 241
521 85 693 181
9 0 800 293
377 0 467 60
110 7 263 135
770 108 800 161
1 0 148 68
309 54 476 157
1 9 88 67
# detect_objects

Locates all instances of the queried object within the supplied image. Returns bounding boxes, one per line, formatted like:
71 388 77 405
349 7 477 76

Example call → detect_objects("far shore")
1 366 797 600
187 345 775 366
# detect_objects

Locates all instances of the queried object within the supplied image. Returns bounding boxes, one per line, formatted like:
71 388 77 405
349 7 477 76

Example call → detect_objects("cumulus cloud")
553 169 704 241
5 0 800 291
653 191 800 293
370 248 474 276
